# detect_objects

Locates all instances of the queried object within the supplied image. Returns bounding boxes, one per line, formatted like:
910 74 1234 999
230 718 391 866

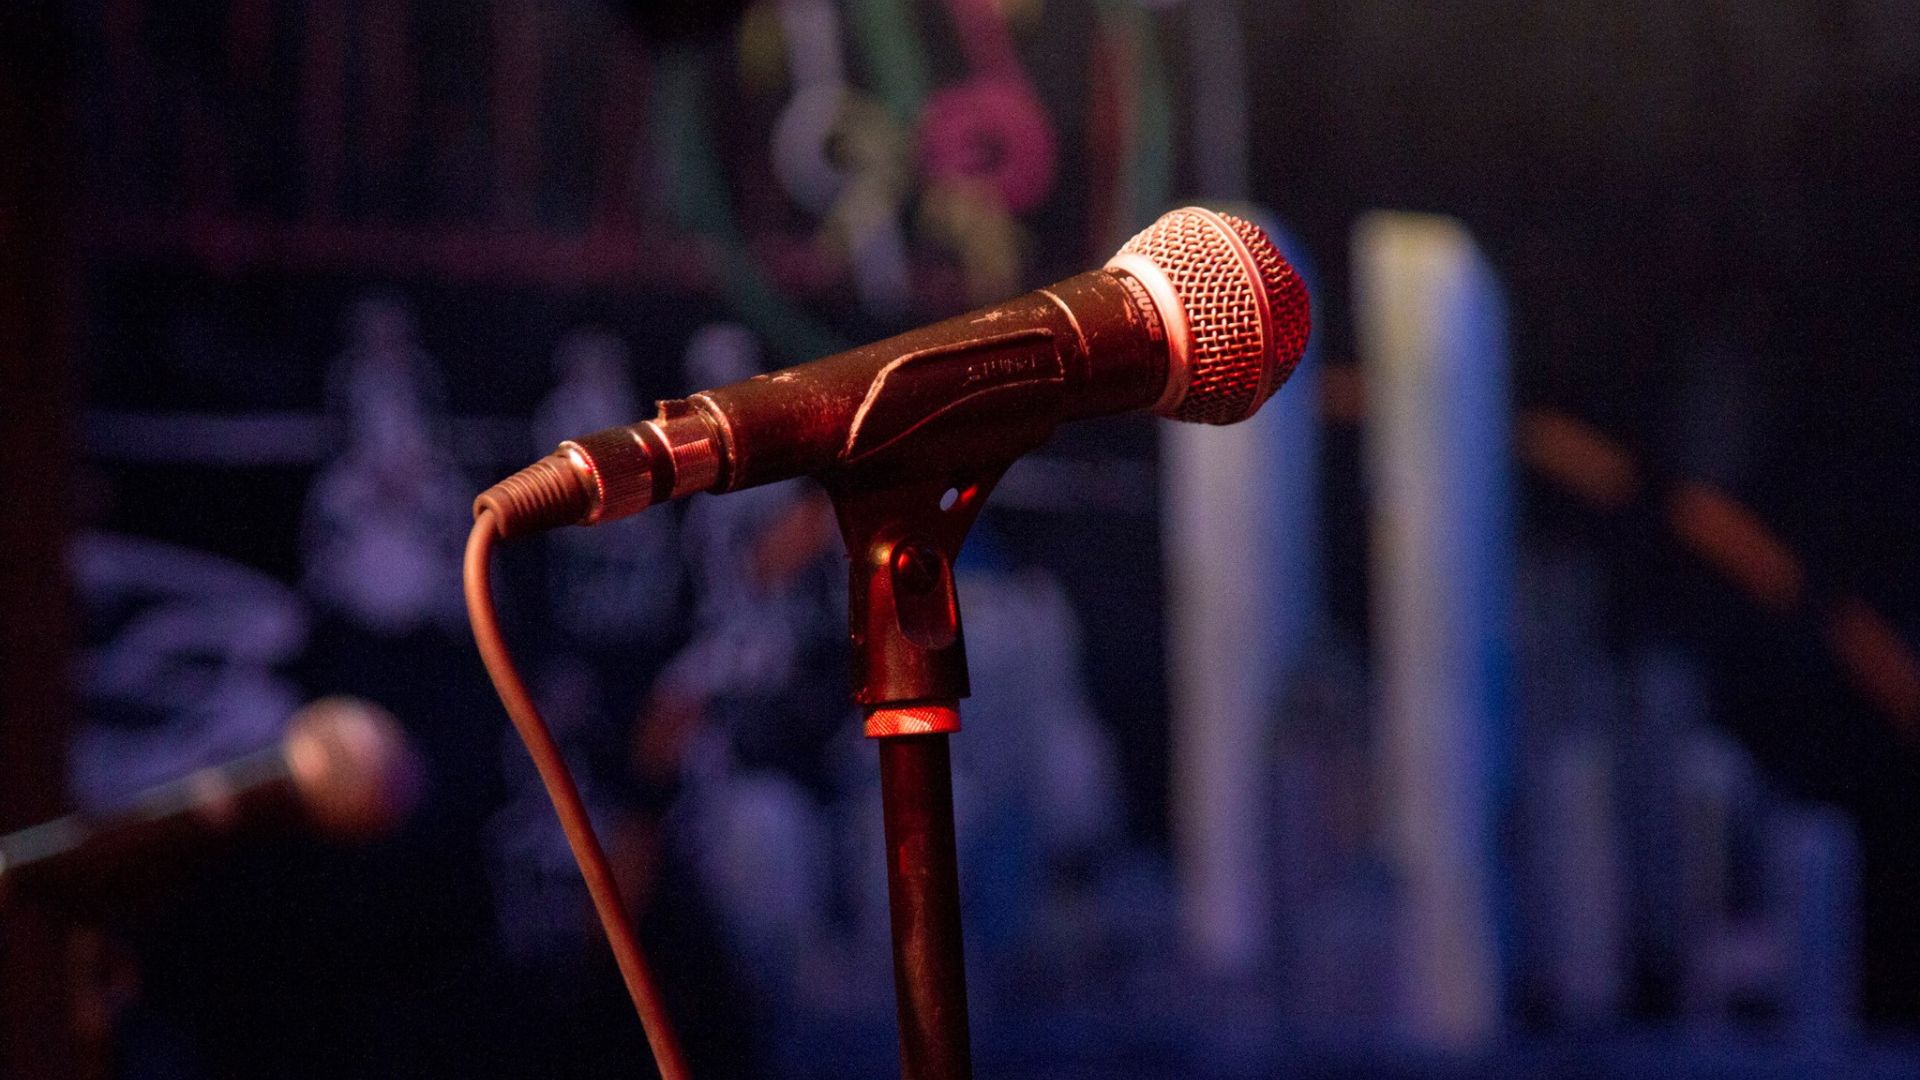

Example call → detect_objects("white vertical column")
1353 212 1511 1044
1167 0 1250 974
1164 215 1322 974
1166 0 1324 976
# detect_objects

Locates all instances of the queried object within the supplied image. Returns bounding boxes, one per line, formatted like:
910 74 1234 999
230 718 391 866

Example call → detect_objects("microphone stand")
828 472 1011 1080
767 314 1061 1077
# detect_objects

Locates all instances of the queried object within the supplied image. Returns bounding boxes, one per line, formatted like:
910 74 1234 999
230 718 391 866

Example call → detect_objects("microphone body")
0 698 415 916
477 207 1310 537
695 268 1165 493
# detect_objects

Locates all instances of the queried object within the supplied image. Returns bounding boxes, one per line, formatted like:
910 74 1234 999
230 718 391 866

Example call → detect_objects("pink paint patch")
917 78 1058 215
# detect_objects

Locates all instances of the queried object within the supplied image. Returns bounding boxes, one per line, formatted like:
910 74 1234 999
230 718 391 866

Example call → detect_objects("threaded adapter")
473 453 593 539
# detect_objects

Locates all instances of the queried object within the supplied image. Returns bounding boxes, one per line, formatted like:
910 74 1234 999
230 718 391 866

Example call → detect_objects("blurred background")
2 0 1918 1076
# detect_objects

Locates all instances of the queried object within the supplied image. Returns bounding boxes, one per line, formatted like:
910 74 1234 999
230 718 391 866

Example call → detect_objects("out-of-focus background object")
1 697 419 917
5 0 1919 1077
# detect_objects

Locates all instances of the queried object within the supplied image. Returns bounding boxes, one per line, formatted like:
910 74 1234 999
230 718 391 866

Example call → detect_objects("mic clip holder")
820 326 1058 719
828 470 1004 731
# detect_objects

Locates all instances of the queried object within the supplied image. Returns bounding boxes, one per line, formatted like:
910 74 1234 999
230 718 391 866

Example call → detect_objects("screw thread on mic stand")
472 453 590 538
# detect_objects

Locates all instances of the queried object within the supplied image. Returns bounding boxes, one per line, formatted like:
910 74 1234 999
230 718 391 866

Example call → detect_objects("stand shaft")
878 735 972 1080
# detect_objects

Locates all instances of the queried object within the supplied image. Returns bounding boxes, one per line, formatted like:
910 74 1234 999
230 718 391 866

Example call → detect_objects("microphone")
475 207 1311 536
0 698 418 914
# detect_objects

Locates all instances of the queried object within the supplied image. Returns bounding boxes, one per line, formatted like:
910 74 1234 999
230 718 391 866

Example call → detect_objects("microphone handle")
0 748 299 916
691 268 1166 494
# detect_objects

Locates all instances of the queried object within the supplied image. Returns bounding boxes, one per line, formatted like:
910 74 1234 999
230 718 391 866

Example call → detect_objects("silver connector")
558 425 656 524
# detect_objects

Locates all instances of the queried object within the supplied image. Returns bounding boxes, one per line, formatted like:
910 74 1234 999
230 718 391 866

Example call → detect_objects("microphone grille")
283 697 420 839
1108 207 1312 425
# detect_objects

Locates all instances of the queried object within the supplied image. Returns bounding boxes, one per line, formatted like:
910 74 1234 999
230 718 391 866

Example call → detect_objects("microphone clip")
827 467 1008 733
